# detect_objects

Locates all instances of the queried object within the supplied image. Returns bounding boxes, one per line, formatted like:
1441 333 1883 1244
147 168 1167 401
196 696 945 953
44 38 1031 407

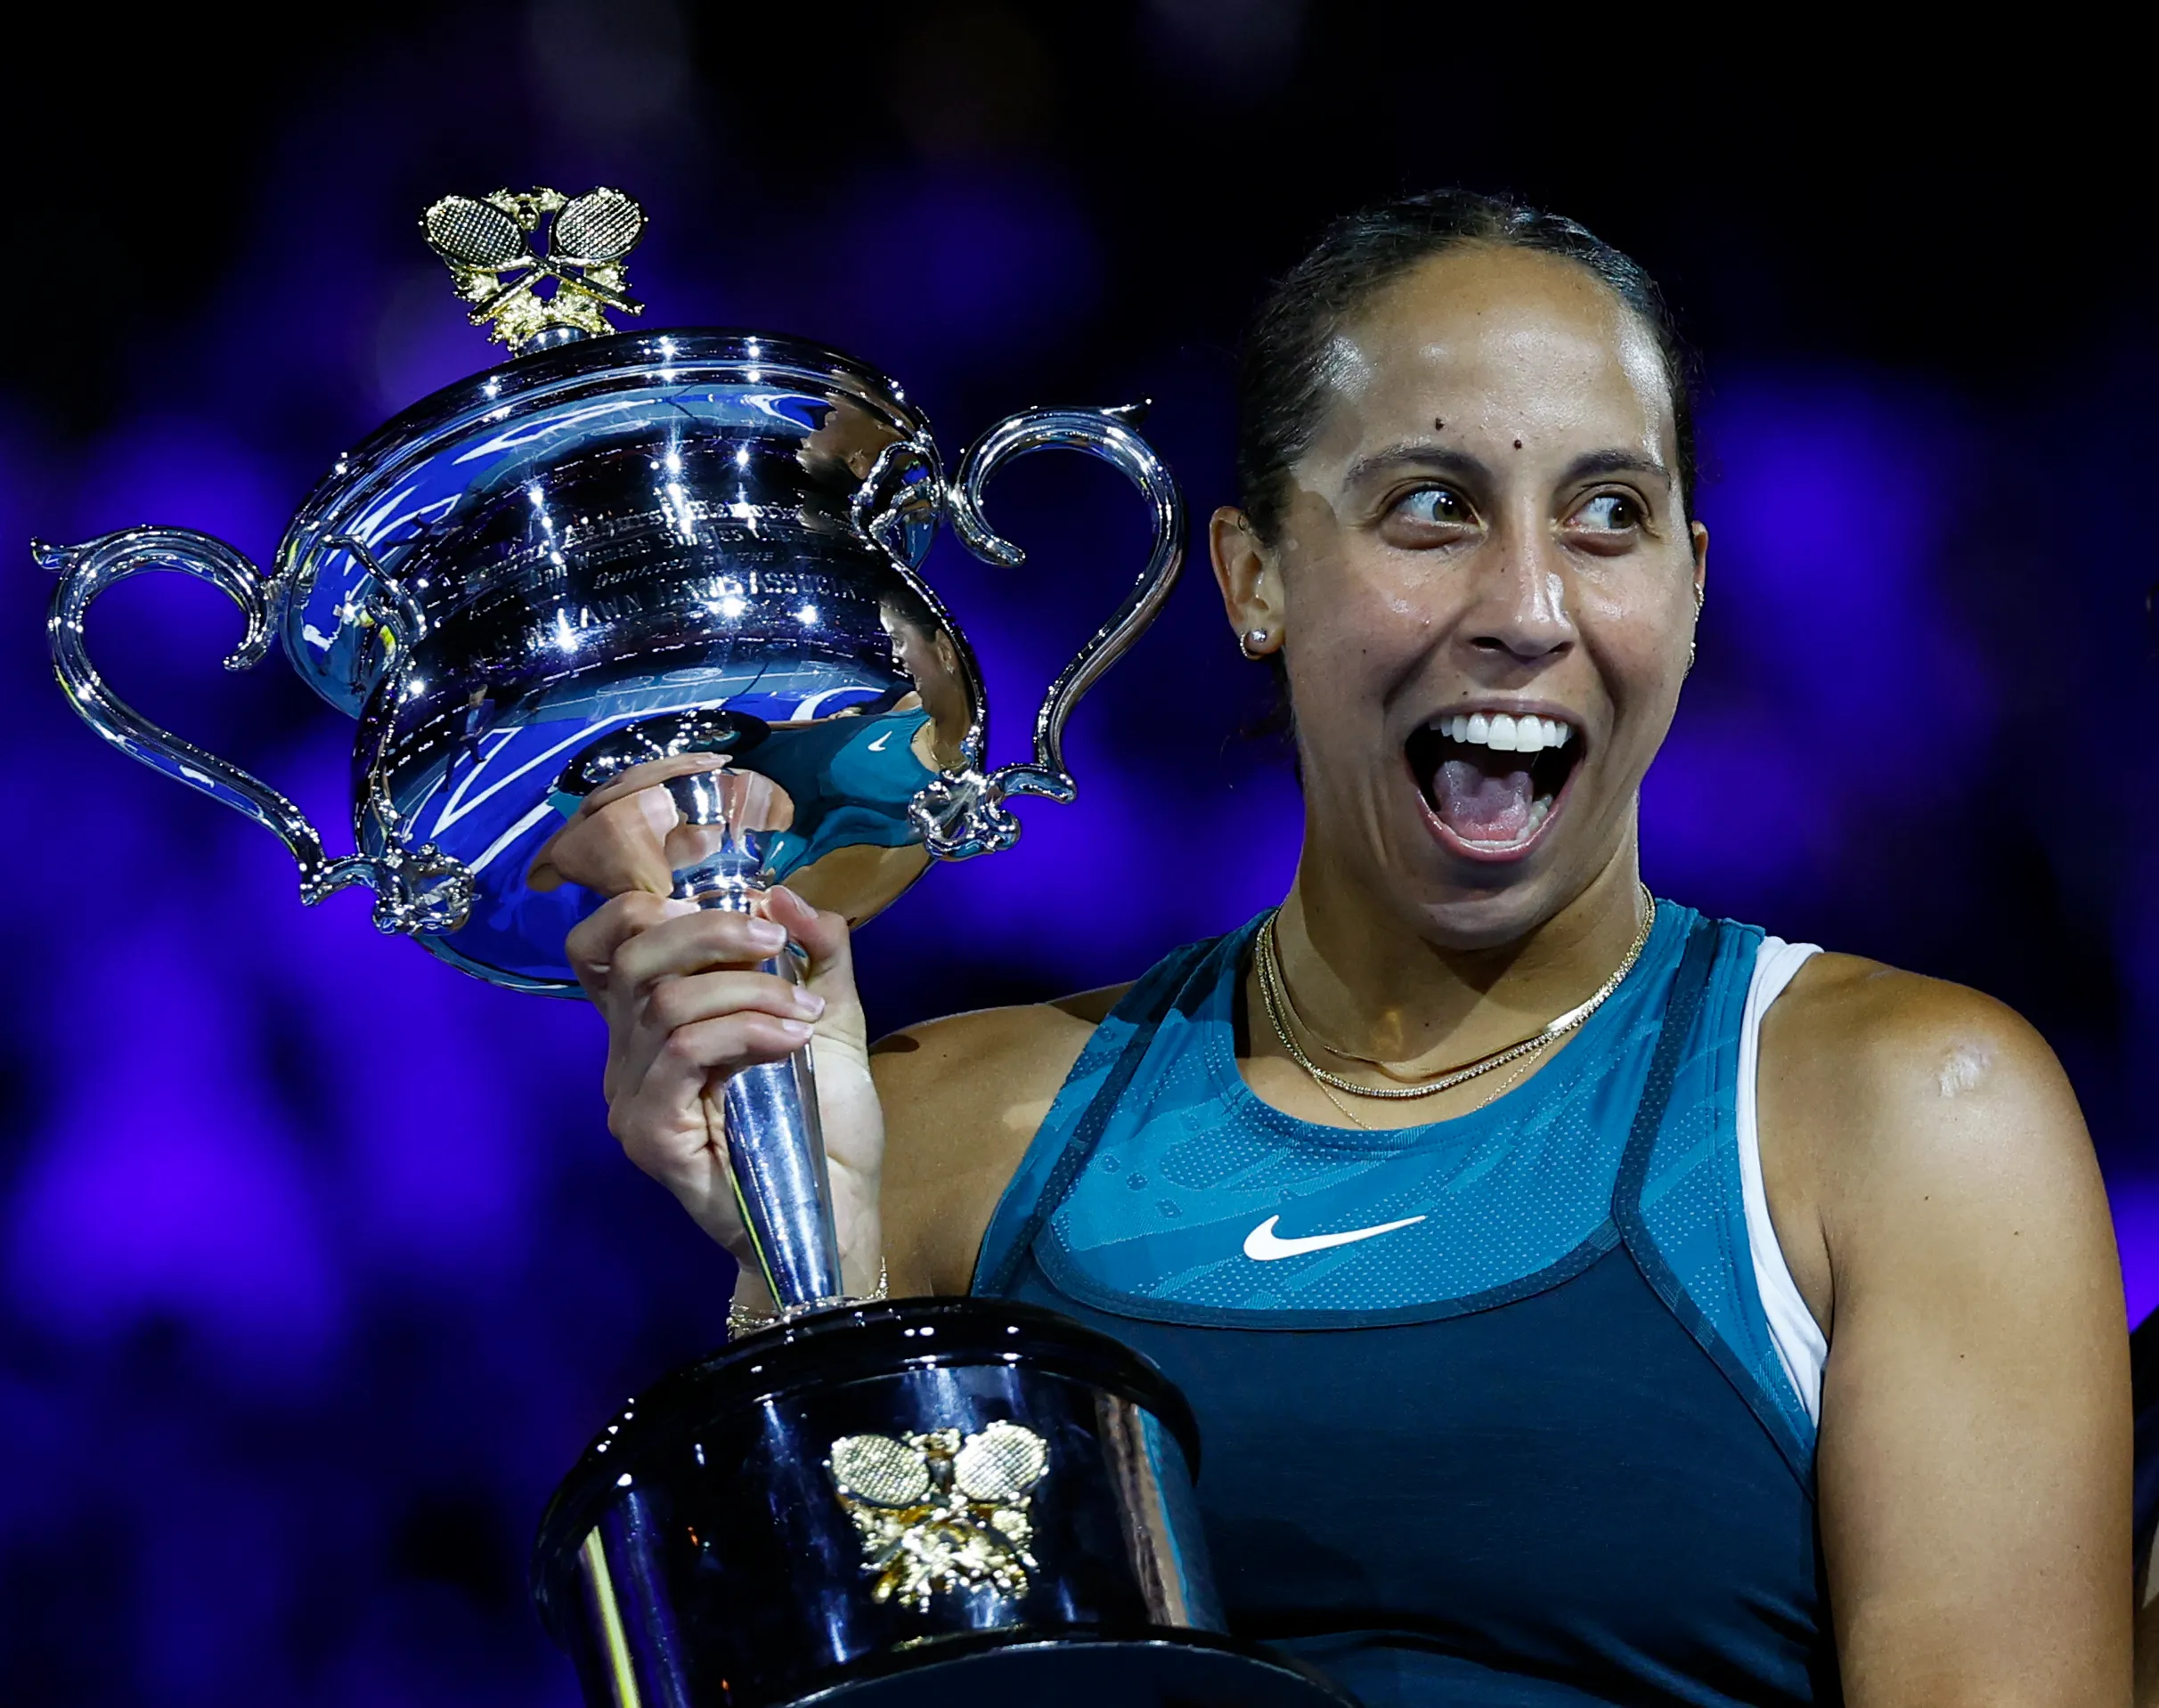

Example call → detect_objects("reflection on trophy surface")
38 188 1351 1707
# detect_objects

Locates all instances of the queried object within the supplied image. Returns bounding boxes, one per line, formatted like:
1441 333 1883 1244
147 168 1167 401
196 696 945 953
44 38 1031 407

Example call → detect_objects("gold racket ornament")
421 186 646 350
827 1421 1052 1610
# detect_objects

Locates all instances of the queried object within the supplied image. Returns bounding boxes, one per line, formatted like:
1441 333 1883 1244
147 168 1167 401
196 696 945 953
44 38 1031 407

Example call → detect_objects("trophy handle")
922 403 1184 858
37 526 473 935
949 402 1185 794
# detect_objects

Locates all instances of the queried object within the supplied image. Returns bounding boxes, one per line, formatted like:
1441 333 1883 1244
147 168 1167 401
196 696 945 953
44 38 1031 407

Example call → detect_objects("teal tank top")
973 905 1836 1706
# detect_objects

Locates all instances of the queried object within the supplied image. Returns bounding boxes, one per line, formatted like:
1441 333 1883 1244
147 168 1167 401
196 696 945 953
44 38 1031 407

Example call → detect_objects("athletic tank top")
972 905 1838 1707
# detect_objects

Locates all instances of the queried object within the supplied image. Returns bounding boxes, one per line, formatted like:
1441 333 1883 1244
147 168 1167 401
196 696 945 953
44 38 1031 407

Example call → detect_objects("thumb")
765 885 858 1004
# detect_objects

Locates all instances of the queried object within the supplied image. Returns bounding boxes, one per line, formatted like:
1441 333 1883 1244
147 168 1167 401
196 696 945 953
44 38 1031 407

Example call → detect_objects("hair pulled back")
1235 189 1698 543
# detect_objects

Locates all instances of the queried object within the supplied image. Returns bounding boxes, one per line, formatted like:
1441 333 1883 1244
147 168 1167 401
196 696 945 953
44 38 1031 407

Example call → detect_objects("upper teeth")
1434 712 1574 753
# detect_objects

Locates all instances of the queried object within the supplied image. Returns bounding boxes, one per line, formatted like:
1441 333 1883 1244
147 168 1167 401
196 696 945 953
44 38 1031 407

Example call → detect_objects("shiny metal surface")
40 328 1185 995
663 769 844 1313
534 1298 1276 1708
36 527 472 935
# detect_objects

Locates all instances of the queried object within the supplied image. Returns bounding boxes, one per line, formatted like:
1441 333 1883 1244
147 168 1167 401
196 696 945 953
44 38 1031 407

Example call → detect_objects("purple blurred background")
2 5 2152 1700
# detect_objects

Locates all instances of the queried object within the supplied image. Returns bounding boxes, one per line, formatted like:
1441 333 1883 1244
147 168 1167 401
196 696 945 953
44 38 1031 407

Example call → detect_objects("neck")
1274 837 1647 1074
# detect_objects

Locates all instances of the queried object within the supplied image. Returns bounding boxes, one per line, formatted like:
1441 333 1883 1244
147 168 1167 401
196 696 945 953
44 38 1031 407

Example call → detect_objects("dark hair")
1235 188 1698 542
877 579 939 637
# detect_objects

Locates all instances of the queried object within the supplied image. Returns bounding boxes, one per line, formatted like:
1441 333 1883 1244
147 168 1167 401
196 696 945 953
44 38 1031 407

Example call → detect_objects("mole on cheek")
1513 438 1523 450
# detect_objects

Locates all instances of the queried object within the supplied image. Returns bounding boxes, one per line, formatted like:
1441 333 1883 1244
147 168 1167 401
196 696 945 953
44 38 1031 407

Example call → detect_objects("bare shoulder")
868 982 1129 1104
1763 950 2084 1152
1760 960 2130 1693
869 983 1131 1295
1758 950 2112 1329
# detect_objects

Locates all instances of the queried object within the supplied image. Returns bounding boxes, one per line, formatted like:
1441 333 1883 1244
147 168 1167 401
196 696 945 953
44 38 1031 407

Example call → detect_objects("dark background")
1 5 2151 1701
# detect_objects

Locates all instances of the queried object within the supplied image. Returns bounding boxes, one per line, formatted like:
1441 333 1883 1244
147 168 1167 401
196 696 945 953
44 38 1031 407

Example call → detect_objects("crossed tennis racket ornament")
421 186 645 349
827 1420 1052 1611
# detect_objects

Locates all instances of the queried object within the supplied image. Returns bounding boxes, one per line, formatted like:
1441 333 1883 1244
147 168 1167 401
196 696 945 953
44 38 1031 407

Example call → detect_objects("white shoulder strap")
1736 937 1829 1424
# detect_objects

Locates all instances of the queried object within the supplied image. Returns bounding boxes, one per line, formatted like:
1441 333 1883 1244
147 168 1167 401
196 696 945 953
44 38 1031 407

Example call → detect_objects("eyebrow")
1338 443 1672 492
1340 443 1491 489
1560 448 1671 486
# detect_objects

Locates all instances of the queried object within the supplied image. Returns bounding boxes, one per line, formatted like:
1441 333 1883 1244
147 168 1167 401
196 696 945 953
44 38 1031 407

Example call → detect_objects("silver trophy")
37 190 1349 1706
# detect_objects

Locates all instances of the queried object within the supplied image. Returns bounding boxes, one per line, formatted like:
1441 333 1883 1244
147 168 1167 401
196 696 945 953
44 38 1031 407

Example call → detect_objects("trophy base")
793 1628 1353 1706
535 1297 1352 1708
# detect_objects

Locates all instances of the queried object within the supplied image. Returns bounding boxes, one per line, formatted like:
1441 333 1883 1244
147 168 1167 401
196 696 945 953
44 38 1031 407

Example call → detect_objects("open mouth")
1405 711 1583 858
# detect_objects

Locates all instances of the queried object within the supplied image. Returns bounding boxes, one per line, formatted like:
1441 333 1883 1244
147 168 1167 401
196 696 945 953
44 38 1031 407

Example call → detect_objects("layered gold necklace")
1253 885 1658 1123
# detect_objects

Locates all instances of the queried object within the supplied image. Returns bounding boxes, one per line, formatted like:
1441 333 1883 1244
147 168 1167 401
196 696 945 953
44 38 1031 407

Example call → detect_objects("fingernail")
744 918 786 949
776 1018 814 1042
793 988 826 1019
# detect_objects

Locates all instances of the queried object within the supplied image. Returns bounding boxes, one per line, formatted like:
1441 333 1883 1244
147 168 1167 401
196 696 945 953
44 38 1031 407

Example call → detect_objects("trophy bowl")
37 188 1354 1708
42 323 1178 994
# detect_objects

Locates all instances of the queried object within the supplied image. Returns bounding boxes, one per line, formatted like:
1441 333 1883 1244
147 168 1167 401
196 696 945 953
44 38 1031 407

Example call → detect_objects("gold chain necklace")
1303 1029 1555 1132
1255 885 1657 1104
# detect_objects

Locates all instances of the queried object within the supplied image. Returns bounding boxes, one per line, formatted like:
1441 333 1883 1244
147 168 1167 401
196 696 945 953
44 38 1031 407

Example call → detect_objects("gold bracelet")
727 1258 888 1339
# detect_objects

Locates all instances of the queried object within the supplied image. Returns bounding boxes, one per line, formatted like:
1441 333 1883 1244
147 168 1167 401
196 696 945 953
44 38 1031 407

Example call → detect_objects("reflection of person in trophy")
877 582 972 772
744 588 967 898
796 394 899 487
525 588 969 922
559 191 2129 1704
529 756 794 900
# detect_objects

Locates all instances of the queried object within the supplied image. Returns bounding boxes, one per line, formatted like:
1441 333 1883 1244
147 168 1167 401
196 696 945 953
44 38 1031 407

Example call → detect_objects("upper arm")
1780 964 2130 1703
868 990 1119 1297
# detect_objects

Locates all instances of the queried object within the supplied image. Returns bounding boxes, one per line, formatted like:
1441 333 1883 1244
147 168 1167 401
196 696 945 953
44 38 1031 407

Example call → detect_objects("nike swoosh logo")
867 731 893 752
1242 1213 1427 1261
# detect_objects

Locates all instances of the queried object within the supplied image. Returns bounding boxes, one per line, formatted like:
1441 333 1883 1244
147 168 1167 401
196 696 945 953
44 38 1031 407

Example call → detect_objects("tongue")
1433 757 1536 843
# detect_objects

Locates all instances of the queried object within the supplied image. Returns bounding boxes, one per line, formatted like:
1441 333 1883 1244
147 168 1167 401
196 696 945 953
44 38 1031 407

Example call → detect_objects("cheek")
1284 544 1439 676
1576 583 1691 722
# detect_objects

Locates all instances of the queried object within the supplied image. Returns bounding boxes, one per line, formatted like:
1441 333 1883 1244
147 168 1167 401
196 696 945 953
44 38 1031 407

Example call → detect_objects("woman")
553 192 2130 1705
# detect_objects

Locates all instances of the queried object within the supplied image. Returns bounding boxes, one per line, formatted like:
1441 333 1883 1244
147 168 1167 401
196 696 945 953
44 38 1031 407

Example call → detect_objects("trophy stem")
664 772 847 1317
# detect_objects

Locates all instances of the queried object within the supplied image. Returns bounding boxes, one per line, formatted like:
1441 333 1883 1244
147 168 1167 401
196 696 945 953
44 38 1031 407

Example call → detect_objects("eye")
1390 486 1475 526
1569 492 1645 533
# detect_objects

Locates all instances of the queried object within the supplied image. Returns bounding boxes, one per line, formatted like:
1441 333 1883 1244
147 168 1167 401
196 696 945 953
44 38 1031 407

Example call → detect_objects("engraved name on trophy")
37 191 1351 1705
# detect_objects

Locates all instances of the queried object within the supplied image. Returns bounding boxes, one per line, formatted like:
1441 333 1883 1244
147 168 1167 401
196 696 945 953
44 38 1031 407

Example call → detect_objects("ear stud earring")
1240 629 1274 660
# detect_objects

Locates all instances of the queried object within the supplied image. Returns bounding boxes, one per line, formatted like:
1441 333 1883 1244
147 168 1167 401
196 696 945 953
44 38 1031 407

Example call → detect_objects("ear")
1210 506 1284 656
1690 519 1709 606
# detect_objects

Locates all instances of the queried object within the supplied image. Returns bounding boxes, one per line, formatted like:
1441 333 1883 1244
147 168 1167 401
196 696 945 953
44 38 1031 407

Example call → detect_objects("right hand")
558 777 884 1307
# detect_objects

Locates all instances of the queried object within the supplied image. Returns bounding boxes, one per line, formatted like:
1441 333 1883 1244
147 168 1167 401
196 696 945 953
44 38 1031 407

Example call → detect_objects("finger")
627 1012 818 1128
766 885 850 971
567 891 693 995
765 887 860 1008
612 964 822 1103
640 967 826 1039
611 909 792 994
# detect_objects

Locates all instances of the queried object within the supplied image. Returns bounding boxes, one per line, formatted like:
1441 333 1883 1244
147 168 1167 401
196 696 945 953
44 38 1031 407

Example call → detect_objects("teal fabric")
1027 910 1679 1326
972 904 1833 1705
754 705 937 879
1616 917 1815 1476
974 903 1812 1474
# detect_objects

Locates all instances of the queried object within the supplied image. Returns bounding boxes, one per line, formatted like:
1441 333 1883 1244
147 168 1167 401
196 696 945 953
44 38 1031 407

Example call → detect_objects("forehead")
1310 244 1673 462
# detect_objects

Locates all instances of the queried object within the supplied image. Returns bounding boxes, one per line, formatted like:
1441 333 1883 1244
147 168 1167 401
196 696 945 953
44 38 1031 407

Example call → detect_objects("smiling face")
1217 242 1706 948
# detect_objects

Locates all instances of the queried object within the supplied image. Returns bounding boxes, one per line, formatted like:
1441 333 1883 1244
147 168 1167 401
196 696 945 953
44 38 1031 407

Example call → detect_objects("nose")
1465 534 1575 665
